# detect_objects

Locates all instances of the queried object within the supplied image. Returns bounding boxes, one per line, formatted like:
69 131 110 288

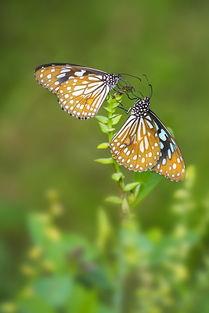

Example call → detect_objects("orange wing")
110 114 161 171
149 111 185 182
152 147 185 182
35 63 112 119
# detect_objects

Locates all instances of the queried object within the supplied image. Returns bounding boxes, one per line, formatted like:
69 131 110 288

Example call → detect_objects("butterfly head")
105 74 121 89
131 97 150 117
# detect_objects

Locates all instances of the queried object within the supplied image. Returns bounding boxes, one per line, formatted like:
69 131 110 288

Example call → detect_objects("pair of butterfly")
35 63 185 182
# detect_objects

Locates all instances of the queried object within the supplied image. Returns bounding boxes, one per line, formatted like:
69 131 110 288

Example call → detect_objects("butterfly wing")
110 113 161 171
149 111 185 182
35 63 118 119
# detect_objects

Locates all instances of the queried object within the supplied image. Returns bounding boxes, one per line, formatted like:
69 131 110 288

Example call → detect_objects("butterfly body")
130 96 150 116
110 97 185 182
35 63 121 119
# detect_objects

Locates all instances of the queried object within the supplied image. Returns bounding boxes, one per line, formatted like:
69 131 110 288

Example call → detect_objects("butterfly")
110 96 185 182
35 63 121 119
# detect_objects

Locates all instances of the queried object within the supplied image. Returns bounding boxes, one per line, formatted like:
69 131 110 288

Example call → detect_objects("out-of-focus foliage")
1 166 209 313
0 0 209 312
1 96 209 313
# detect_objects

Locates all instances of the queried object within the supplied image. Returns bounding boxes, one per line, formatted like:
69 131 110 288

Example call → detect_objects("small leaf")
110 102 120 109
96 115 109 124
133 184 141 198
97 142 109 149
98 123 109 133
104 106 115 114
97 208 112 250
134 172 162 203
112 172 124 182
95 158 114 165
123 182 140 192
121 198 130 214
111 114 122 125
108 95 122 107
128 184 141 204
105 196 122 204
98 123 115 134
113 94 122 101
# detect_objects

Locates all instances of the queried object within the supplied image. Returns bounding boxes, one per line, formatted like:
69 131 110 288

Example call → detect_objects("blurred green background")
1 0 209 312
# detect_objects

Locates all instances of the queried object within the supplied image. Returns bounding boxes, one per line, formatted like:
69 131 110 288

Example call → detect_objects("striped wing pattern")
110 114 161 171
150 111 185 182
35 63 115 119
110 109 185 182
35 64 185 182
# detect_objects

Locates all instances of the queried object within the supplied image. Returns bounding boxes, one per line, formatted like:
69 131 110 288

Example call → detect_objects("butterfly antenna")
119 76 144 99
142 73 153 98
120 72 142 83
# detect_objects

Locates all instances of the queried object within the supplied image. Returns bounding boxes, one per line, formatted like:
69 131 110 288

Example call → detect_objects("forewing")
35 63 111 119
150 111 185 182
110 113 161 171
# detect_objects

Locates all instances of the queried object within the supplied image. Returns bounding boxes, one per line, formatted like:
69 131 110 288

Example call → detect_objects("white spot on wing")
159 129 167 141
72 90 83 96
140 140 144 153
74 70 86 77
57 73 66 79
144 136 149 150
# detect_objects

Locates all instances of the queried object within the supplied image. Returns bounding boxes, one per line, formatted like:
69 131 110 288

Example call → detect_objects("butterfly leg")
117 105 129 114
113 84 139 101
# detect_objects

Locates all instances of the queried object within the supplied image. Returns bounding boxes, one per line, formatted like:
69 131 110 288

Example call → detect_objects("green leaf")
123 182 140 192
113 94 122 101
105 196 122 204
107 95 122 107
97 208 112 250
111 114 122 125
95 158 114 165
133 184 141 198
96 115 109 124
110 101 120 109
128 184 141 204
104 106 115 114
134 171 162 203
98 123 115 134
111 172 124 182
121 198 130 214
97 142 109 149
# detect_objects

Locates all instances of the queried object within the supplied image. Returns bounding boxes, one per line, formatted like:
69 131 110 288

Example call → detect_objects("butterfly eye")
35 63 121 119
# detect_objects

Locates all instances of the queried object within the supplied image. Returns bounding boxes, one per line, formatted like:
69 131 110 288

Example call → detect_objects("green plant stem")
106 99 131 218
97 94 159 313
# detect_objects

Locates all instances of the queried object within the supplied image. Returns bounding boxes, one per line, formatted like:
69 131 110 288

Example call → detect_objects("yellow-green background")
0 1 209 312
